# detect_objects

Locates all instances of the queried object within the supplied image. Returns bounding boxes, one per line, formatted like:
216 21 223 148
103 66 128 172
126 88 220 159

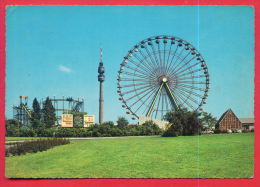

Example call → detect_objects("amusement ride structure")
13 96 84 124
117 35 210 120
13 96 31 124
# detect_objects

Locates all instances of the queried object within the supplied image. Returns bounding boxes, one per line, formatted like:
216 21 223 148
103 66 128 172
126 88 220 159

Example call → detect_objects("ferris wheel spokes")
117 35 210 120
146 79 179 117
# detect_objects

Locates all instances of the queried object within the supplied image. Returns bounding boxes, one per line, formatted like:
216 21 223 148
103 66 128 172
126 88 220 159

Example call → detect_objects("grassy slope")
5 133 254 178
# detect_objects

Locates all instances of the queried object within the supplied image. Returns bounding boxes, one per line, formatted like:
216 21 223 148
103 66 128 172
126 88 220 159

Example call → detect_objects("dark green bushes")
55 128 91 137
138 120 162 135
5 119 24 137
213 129 230 134
163 118 182 137
19 128 37 137
163 108 202 137
52 121 162 137
35 127 55 137
86 121 162 137
5 119 163 138
213 129 221 134
6 138 70 157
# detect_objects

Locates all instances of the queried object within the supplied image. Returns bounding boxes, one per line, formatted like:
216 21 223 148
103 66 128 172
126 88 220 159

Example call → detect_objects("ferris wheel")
117 35 210 120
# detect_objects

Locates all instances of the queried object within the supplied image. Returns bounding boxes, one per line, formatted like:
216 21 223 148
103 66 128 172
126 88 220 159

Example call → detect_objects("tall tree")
116 117 129 128
31 98 41 120
163 108 203 136
31 98 42 128
42 97 56 128
162 118 182 137
200 112 217 130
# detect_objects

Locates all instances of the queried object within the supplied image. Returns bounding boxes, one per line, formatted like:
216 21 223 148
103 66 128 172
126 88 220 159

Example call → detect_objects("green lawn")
5 133 254 178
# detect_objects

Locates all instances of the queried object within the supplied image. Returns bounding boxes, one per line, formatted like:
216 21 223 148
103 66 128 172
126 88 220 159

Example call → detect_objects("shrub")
6 128 21 137
214 129 221 134
6 138 70 157
140 120 163 135
102 121 114 127
5 119 23 137
162 118 182 137
55 128 76 137
117 117 129 128
19 128 37 137
31 119 43 129
35 127 55 137
251 129 254 132
127 127 140 136
110 128 123 136
92 131 102 137
163 108 202 137
6 119 164 138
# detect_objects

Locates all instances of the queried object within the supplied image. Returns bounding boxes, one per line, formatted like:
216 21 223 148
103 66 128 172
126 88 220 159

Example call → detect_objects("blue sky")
6 5 254 123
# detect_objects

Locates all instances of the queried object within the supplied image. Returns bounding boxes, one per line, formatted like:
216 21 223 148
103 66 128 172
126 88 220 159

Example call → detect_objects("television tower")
98 48 105 124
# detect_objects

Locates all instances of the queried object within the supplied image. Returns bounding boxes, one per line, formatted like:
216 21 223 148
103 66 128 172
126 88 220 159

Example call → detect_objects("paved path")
68 136 160 141
6 136 160 144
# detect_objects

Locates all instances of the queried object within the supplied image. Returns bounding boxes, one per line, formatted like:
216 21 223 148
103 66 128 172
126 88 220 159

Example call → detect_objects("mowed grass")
5 133 254 178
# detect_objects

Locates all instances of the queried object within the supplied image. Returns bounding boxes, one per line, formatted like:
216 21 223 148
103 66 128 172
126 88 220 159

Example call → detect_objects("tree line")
6 97 218 137
5 119 163 137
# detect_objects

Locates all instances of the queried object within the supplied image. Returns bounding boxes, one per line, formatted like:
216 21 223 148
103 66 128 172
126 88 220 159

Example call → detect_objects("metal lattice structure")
117 35 210 120
45 97 85 120
13 96 85 124
13 96 31 124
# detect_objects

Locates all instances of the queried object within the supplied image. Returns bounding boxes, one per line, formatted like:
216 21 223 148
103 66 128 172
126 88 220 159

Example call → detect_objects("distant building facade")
139 116 168 130
216 109 242 131
239 118 254 130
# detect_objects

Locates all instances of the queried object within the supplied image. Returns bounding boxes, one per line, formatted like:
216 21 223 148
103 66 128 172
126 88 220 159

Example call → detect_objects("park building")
216 108 254 131
239 118 254 131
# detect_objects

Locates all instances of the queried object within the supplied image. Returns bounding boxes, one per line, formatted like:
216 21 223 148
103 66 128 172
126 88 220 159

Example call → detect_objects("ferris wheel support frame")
146 77 179 117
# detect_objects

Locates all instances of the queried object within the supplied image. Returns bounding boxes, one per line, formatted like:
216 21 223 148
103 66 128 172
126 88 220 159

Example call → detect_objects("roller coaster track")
73 102 84 112
21 104 32 118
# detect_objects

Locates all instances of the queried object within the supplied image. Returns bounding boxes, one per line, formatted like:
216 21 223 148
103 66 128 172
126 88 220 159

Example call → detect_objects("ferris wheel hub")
162 77 168 82
158 75 168 83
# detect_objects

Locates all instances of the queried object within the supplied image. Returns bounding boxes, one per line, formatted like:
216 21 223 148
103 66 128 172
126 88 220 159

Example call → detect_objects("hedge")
6 138 70 156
